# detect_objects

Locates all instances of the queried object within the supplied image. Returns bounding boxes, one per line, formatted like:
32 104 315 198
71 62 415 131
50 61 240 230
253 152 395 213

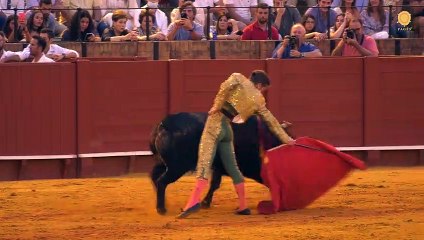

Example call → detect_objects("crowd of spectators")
0 0 423 62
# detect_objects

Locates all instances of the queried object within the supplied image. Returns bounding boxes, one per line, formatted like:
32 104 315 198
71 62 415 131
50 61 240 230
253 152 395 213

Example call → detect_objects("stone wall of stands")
1 57 423 181
4 39 424 60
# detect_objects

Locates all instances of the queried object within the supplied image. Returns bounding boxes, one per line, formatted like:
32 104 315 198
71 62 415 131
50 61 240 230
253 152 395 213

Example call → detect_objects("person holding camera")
167 1 205 40
272 23 322 59
331 17 379 57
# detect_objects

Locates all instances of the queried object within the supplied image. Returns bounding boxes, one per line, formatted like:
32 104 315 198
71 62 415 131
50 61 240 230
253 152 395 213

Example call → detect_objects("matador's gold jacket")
212 72 292 144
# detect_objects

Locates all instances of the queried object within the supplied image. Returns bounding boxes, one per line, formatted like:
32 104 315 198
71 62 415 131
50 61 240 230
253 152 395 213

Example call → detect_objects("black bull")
149 112 294 215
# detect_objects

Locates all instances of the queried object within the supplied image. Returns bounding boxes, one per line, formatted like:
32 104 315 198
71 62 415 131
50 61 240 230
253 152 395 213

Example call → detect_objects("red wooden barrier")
76 60 168 177
168 59 266 113
267 58 364 146
0 63 77 180
364 57 424 146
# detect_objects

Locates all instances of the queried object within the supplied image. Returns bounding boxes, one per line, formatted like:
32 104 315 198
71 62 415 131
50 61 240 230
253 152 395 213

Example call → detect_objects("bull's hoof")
200 200 211 209
157 207 167 215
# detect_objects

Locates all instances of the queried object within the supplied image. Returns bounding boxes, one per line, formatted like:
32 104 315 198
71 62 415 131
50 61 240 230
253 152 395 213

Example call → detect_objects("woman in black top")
62 10 100 42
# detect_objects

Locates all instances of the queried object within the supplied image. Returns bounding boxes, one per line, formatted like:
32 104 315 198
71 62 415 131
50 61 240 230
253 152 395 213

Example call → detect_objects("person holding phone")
167 1 205 40
62 10 100 42
101 10 138 42
271 0 301 38
212 13 242 40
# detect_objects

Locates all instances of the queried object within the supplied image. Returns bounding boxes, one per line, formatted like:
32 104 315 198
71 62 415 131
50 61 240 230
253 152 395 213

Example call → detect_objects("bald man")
272 23 322 59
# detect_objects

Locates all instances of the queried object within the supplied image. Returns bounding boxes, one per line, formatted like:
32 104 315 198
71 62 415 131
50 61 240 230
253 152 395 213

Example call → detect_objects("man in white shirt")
133 0 169 35
224 0 258 25
19 28 79 61
0 31 18 63
29 35 55 63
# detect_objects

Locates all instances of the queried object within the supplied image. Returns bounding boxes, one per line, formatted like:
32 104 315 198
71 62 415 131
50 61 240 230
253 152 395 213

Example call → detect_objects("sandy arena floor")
0 167 423 240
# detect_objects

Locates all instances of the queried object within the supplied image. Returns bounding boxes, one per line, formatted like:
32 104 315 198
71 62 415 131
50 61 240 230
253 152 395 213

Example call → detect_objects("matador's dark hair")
250 70 270 86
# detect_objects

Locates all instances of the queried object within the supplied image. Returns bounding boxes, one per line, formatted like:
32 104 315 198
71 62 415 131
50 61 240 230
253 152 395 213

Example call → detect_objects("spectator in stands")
271 0 301 37
360 0 389 39
167 1 205 40
29 35 54 63
410 0 424 38
211 13 241 39
17 28 79 61
331 16 379 56
25 0 67 37
272 23 322 58
98 0 139 33
305 0 338 33
302 14 327 40
0 0 25 30
332 0 360 18
4 15 25 42
136 9 166 40
224 0 257 25
286 0 318 9
331 0 368 13
23 9 45 42
133 0 169 35
330 13 347 38
0 31 18 63
62 10 100 41
241 3 281 40
63 0 102 22
191 0 221 28
102 10 139 41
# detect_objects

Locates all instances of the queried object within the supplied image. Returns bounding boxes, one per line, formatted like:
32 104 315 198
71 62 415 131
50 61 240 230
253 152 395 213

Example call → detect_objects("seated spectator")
224 0 257 25
305 0 337 33
25 0 67 37
102 10 139 41
0 0 25 30
136 9 167 40
410 0 424 38
211 13 241 40
29 35 54 63
17 28 79 61
23 9 45 42
331 16 379 56
332 0 362 17
302 14 327 40
271 0 301 38
413 16 424 38
63 0 102 22
98 0 139 33
330 13 347 38
272 23 322 58
4 15 25 42
0 31 18 63
133 0 169 35
360 0 389 39
241 3 281 40
167 1 205 40
171 0 220 28
331 0 362 17
62 10 101 42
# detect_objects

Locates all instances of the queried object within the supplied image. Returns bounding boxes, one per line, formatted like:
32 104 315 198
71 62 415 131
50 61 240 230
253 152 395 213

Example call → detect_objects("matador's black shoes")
176 203 201 219
236 208 251 215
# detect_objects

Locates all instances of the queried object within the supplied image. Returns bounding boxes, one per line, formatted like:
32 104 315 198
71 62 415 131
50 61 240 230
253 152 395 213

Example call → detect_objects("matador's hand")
287 138 296 145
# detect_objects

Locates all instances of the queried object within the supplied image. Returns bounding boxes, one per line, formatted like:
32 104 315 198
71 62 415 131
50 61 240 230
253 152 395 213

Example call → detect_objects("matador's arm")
257 104 293 144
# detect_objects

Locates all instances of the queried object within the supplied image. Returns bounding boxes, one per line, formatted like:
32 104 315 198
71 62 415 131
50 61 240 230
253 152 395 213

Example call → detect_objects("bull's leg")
150 163 168 215
155 163 187 215
201 170 223 208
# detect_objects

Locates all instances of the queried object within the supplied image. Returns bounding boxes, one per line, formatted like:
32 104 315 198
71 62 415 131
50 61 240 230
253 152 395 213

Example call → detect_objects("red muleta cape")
258 136 366 215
